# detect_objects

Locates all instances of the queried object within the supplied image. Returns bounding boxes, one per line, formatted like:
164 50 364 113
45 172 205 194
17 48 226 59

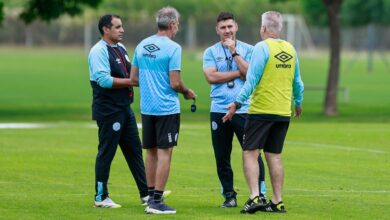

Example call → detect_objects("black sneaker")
221 197 237 208
259 201 286 213
240 196 266 214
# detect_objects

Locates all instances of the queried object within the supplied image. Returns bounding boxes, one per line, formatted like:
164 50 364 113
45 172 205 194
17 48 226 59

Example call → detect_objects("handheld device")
191 99 196 112
227 80 235 88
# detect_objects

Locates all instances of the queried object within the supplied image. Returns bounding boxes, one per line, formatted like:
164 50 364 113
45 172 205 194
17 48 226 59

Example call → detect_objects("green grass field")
0 47 390 219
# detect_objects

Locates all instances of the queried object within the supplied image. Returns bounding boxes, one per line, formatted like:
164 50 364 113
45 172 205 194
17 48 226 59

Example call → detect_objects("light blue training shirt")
236 39 304 107
203 40 253 113
89 39 130 88
133 35 182 115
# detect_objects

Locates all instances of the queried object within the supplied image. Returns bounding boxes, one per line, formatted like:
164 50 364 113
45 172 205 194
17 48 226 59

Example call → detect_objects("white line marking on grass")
84 123 207 130
286 188 390 194
285 194 369 197
84 122 141 129
287 141 385 154
0 122 208 130
3 190 388 198
84 123 98 129
0 123 51 129
0 123 385 154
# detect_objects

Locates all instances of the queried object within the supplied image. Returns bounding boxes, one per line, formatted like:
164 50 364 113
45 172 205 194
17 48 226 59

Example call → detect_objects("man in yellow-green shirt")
223 11 304 214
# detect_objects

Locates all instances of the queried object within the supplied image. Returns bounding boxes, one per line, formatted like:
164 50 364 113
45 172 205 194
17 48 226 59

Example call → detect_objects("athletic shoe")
145 201 176 214
221 197 237 208
240 196 266 214
140 196 151 206
259 193 267 204
141 190 172 206
259 201 286 213
163 190 172 198
94 197 121 208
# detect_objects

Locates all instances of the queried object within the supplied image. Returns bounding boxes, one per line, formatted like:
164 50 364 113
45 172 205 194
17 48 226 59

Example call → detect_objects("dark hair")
98 14 121 36
216 12 235 23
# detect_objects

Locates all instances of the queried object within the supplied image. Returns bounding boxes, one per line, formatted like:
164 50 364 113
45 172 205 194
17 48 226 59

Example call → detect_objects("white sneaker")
163 190 172 198
94 197 122 208
141 196 150 206
141 190 173 206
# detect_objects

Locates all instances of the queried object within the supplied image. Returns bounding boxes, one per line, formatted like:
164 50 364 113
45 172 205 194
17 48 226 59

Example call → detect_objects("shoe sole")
259 209 286 213
221 203 237 208
240 204 265 214
141 190 172 206
94 204 122 208
145 207 176 214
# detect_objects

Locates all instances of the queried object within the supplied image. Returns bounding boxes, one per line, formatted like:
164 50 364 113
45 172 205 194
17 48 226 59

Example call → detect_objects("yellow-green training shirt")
235 38 304 117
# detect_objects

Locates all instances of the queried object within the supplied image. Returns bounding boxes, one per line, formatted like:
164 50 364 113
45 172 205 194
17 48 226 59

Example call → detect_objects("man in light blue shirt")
130 7 196 215
88 14 148 209
202 12 267 208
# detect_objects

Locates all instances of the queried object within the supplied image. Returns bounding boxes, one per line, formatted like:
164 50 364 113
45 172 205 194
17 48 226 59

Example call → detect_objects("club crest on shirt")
212 121 218 130
115 58 121 64
113 122 121 131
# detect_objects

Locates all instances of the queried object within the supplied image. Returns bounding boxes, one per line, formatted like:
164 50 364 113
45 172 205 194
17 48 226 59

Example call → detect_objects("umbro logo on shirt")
216 57 224 62
142 44 159 59
274 51 292 63
144 44 160 53
274 51 293 68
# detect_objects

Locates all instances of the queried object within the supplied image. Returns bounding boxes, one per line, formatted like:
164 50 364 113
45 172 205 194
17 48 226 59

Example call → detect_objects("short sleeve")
132 47 138 67
169 45 181 71
202 47 215 69
88 45 113 88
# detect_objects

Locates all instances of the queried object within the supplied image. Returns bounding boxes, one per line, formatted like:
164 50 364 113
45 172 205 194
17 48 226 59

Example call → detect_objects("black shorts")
243 119 290 153
141 114 180 149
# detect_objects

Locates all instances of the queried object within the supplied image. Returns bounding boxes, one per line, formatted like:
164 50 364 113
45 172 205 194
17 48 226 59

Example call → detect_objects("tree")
303 0 343 116
322 0 342 116
342 0 390 73
96 0 273 49
0 1 3 24
302 0 342 116
303 0 390 116
343 0 390 26
96 0 299 48
1 0 102 24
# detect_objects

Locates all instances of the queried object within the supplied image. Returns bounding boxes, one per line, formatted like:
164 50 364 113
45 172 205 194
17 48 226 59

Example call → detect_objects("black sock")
148 186 155 198
154 190 164 202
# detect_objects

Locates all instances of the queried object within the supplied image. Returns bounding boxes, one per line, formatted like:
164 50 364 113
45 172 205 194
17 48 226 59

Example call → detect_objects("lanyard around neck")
112 47 128 78
221 43 232 71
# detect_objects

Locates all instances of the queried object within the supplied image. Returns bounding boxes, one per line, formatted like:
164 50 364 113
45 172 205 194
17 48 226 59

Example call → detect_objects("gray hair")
261 11 283 34
156 6 180 30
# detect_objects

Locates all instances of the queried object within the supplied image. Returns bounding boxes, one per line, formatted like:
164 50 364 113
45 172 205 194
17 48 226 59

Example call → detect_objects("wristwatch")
232 51 240 58
233 101 242 110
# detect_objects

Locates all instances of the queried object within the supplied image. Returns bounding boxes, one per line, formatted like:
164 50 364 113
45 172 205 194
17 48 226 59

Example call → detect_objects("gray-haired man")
130 6 196 214
223 11 304 214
